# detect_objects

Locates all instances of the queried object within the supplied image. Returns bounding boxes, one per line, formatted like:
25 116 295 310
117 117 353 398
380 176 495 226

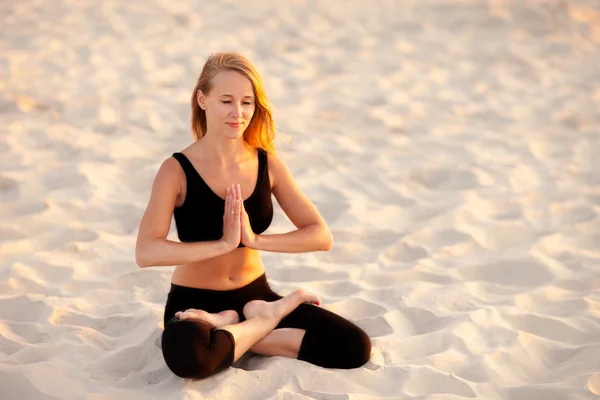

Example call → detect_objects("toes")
298 290 321 306
306 298 321 306
176 310 199 321
175 311 189 320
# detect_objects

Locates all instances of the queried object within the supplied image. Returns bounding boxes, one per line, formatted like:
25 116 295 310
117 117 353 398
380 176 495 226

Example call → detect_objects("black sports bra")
171 148 273 248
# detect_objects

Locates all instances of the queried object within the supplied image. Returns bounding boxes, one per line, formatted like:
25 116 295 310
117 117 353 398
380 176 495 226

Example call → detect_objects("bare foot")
175 309 239 327
290 288 321 307
213 310 240 326
243 289 321 321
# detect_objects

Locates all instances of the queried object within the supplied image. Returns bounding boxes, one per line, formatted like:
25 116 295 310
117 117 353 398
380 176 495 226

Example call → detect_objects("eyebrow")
219 94 255 99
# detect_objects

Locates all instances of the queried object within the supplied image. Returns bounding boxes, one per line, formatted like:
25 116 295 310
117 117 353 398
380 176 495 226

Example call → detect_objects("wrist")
219 238 236 252
248 234 261 250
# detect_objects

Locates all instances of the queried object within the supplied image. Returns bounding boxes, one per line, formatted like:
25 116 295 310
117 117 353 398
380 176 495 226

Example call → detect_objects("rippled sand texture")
2 0 600 399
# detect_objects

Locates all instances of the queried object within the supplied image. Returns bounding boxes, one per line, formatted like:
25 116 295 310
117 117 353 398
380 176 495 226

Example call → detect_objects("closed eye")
221 101 253 105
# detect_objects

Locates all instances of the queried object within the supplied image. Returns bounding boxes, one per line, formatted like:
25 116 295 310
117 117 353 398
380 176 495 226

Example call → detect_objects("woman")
135 52 371 379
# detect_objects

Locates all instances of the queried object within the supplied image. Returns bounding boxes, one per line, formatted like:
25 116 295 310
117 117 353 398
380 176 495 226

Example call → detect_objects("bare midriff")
170 247 266 290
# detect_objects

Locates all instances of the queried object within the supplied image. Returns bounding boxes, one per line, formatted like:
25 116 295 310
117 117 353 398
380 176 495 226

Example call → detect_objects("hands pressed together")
221 183 256 251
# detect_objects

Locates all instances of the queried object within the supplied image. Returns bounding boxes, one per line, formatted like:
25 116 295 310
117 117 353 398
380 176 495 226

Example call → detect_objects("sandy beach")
1 0 600 399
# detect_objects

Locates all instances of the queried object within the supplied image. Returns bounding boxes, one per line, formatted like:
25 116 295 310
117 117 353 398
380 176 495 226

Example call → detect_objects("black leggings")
161 273 371 379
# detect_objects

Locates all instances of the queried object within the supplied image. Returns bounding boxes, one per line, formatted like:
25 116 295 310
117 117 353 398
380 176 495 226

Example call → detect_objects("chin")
224 131 244 140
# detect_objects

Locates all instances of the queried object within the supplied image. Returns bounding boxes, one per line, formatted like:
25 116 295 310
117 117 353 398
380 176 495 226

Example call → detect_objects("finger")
226 186 231 217
230 185 234 217
229 185 234 218
240 196 246 221
235 184 241 215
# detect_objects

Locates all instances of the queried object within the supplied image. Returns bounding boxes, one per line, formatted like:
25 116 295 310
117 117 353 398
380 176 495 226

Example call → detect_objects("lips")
227 122 243 128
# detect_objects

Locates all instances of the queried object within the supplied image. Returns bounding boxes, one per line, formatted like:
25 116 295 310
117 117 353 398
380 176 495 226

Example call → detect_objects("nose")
230 104 242 118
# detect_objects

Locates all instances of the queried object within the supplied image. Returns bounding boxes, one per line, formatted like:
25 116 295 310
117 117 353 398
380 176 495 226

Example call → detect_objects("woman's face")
198 70 256 140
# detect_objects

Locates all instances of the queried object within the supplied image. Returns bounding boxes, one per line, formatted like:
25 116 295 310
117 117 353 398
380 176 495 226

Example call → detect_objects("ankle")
249 314 280 332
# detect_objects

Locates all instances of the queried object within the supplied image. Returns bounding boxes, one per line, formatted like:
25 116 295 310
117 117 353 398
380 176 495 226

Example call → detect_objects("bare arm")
135 158 233 268
250 153 333 253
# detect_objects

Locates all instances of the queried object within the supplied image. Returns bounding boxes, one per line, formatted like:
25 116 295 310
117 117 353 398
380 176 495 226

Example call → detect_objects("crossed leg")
175 289 318 362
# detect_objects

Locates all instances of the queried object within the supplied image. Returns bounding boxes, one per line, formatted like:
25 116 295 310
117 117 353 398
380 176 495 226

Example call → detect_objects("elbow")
136 257 150 268
135 242 153 268
321 228 334 251
135 252 150 268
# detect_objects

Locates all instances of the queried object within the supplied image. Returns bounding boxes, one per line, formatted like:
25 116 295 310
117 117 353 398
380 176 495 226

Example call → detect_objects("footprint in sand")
355 315 394 338
552 204 595 225
10 342 86 366
12 261 73 285
77 326 118 352
397 307 454 335
0 333 27 357
321 242 378 264
383 308 452 338
60 279 111 296
329 229 403 251
110 203 147 234
515 287 590 316
503 313 596 345
0 295 53 323
466 222 536 252
10 273 71 296
402 367 476 397
0 176 20 202
311 280 362 297
112 269 166 290
330 297 388 320
0 226 27 241
382 241 428 263
409 167 479 191
406 228 472 250
37 227 99 250
87 329 166 386
42 170 88 190
311 198 349 224
554 278 597 293
457 259 553 288
50 309 153 338
364 270 455 288
0 201 49 219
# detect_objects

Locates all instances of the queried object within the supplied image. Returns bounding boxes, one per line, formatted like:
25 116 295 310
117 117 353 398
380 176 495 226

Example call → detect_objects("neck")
198 131 250 165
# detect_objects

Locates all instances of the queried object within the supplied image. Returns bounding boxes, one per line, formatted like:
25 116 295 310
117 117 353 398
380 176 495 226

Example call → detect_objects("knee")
161 318 234 379
341 326 372 369
302 323 371 369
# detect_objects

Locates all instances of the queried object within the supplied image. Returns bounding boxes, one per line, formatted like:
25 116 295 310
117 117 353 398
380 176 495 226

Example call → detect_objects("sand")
1 0 600 399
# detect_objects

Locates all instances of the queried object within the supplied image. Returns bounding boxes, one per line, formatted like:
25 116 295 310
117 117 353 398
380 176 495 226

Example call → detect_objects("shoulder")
265 151 298 191
160 154 185 175
265 151 283 182
153 155 185 189
264 151 285 168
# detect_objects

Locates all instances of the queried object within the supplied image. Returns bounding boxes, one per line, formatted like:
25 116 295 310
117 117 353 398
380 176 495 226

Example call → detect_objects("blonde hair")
191 52 276 153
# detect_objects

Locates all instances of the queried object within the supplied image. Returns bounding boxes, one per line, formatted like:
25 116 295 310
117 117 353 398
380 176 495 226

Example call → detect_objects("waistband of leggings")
169 272 269 298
